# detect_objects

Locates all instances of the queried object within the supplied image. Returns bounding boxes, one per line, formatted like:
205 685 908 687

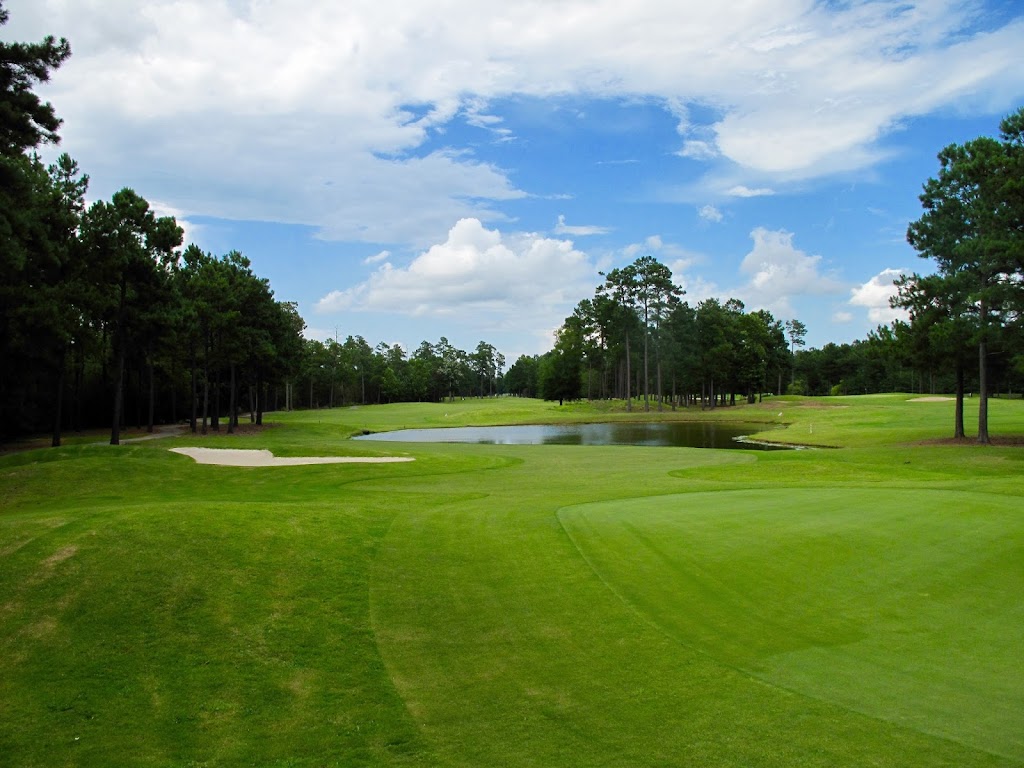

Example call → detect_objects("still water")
353 422 791 450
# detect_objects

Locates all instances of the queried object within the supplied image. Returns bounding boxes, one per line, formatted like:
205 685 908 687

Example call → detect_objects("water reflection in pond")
353 422 792 450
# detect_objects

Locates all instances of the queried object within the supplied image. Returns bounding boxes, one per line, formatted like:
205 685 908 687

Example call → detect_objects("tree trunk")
147 356 155 433
977 296 990 444
624 334 632 411
51 346 66 448
190 351 198 433
72 345 83 433
643 324 650 412
256 376 265 426
110 338 126 446
978 337 989 444
135 361 143 430
201 365 209 436
655 349 663 412
212 367 221 431
227 362 236 434
954 361 965 440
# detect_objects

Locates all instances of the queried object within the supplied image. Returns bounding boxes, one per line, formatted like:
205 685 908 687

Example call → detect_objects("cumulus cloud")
737 227 843 315
849 268 910 324
316 218 594 326
8 0 1021 245
554 214 610 236
698 204 723 223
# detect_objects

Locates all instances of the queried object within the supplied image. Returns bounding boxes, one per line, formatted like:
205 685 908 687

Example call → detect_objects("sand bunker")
170 447 414 467
908 396 955 402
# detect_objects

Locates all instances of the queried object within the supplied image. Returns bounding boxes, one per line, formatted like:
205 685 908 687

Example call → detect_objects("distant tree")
435 337 465 402
785 318 807 385
633 256 683 411
0 4 74 439
504 355 539 397
540 317 584 405
736 309 771 404
598 265 640 410
695 298 735 407
893 272 974 438
662 301 698 407
80 188 182 445
906 109 1024 443
472 341 498 397
408 341 440 401
0 1 70 157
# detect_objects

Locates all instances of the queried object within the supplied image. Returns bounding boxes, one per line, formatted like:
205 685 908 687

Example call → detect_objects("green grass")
1 395 1022 766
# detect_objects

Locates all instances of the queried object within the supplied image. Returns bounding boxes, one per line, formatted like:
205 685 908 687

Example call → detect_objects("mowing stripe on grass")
558 487 1024 761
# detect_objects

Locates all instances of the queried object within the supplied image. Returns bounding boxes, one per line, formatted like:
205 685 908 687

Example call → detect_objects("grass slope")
1 396 1022 766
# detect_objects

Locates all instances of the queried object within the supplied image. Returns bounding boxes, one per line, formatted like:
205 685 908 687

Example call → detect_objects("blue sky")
6 0 1024 361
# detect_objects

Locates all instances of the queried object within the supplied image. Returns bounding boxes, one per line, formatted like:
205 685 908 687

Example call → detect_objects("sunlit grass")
1 396 1022 766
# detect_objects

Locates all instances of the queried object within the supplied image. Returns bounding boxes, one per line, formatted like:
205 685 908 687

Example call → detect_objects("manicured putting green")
559 488 1024 761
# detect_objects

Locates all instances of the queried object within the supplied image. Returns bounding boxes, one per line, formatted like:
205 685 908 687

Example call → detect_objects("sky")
5 0 1024 362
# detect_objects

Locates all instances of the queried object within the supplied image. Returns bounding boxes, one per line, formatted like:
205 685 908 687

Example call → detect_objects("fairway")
1 396 1023 766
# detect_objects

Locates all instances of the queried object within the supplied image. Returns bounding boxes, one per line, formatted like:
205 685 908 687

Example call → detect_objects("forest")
2 3 1022 445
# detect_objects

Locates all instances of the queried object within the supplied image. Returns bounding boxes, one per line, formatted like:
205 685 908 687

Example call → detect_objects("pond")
352 422 793 450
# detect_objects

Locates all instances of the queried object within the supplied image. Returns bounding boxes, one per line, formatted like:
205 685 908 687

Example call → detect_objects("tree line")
0 4 305 444
509 256 804 409
297 336 505 408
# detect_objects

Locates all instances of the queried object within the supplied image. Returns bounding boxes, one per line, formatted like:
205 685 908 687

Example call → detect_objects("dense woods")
0 6 305 444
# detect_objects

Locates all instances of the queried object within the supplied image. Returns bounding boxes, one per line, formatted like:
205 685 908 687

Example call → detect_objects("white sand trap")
170 447 414 467
908 396 955 402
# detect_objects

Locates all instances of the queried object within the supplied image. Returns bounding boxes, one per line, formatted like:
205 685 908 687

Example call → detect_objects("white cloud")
849 268 910 325
616 235 709 300
149 200 200 248
737 227 843 316
554 214 610 237
675 274 719 305
698 204 723 223
622 235 704 272
727 185 776 198
678 140 719 161
9 0 1021 246
363 250 391 265
316 218 595 330
832 310 854 323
